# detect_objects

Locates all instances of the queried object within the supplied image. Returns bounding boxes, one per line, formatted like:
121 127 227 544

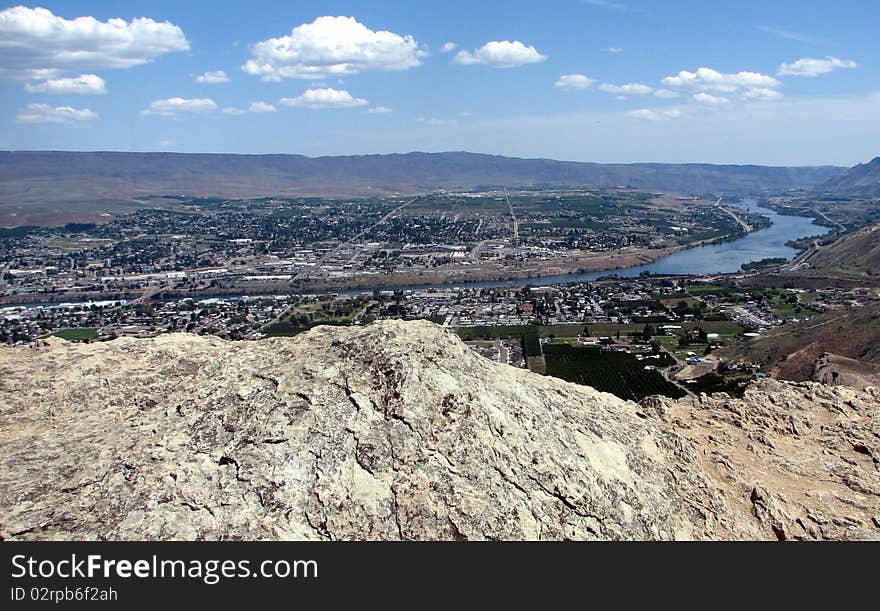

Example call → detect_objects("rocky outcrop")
644 380 879 540
812 352 880 391
0 320 877 540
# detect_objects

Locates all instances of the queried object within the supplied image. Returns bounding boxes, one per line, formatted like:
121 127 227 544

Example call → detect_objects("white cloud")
662 67 781 93
599 82 653 95
778 56 858 77
740 87 784 101
604 47 624 53
627 108 682 121
555 74 595 91
661 66 786 106
24 74 107 95
141 97 218 116
157 140 176 147
368 106 393 114
440 42 458 53
692 92 730 105
654 88 679 99
242 16 425 81
417 117 458 126
756 26 823 45
0 6 189 81
279 88 368 109
581 0 628 10
222 107 246 115
195 70 229 84
453 41 547 68
248 101 276 113
16 103 98 124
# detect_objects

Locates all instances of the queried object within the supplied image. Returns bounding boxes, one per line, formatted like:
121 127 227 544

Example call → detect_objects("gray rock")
0 320 877 540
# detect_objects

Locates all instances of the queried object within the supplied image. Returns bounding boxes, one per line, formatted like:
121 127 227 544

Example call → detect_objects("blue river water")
8 198 832 308
374 197 831 292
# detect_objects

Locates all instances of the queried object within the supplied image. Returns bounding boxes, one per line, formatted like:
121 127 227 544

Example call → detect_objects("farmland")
541 343 685 401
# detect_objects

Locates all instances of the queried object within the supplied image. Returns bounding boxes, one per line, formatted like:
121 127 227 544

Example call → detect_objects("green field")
684 283 732 295
541 344 685 401
262 319 351 337
52 328 99 341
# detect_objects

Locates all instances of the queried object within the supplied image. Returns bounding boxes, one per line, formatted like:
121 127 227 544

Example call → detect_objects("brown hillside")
720 302 880 381
806 223 880 275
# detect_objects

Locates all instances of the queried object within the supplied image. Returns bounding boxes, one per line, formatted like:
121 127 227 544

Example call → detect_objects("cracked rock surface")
0 320 877 540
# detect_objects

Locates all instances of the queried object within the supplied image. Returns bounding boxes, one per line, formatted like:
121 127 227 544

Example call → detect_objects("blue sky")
1 0 878 165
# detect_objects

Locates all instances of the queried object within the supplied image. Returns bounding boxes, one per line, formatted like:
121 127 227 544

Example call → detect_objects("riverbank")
290 246 678 293
1 198 834 306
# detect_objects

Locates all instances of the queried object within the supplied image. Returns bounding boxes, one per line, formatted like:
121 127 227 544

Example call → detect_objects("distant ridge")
820 156 880 196
0 151 845 225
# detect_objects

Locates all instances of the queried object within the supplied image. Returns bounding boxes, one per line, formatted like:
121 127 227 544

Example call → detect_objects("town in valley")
2 187 876 402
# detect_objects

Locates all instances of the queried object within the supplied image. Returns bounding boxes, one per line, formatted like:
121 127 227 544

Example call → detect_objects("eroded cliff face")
0 320 877 541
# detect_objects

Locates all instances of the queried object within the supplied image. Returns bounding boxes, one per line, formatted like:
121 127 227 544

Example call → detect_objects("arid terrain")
720 302 880 384
1 320 877 540
0 151 845 227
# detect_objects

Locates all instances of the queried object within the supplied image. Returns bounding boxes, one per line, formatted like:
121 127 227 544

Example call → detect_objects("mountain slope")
811 353 880 391
719 302 880 381
806 222 880 275
1 320 877 540
0 151 845 224
821 156 880 196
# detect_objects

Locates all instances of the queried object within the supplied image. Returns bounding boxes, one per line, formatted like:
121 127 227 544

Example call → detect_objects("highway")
714 196 752 233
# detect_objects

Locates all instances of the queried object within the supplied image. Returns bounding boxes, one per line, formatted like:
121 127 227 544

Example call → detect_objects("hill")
811 353 880 391
0 151 844 226
821 156 880 196
1 320 877 540
805 222 880 275
720 302 880 381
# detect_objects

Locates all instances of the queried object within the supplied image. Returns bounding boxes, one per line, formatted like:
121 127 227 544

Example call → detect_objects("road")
656 343 695 397
505 192 519 244
134 284 167 304
470 239 489 260
714 196 752 233
812 208 845 232
0 262 10 290
782 239 821 271
294 197 419 280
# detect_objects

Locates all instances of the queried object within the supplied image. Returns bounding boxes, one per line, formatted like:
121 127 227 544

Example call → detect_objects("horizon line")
0 149 858 169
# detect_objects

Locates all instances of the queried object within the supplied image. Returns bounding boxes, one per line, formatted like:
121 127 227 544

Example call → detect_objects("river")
363 197 831 292
7 198 831 309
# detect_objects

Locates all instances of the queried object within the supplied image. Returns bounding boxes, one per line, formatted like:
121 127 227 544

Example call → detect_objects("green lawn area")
685 284 731 295
52 328 99 341
767 297 805 319
262 318 351 337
